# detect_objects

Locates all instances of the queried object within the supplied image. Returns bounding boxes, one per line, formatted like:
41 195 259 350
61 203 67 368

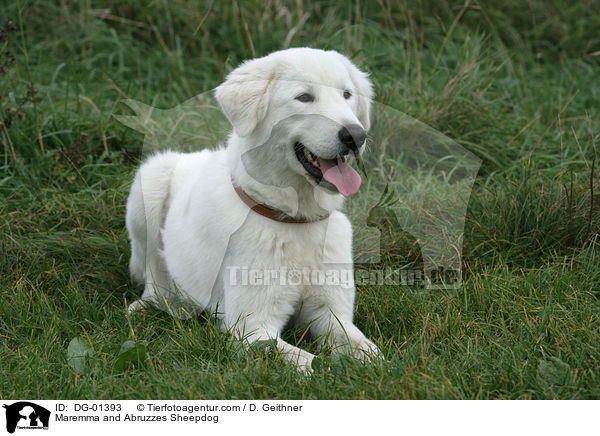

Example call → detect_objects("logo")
3 402 50 434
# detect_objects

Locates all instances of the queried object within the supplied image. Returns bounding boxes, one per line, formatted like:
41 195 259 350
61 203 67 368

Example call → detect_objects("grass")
1 0 599 399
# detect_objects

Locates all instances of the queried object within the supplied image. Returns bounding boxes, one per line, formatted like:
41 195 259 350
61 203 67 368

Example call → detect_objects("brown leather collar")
232 183 330 223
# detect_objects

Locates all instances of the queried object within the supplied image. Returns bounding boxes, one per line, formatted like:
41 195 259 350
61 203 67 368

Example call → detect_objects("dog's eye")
295 93 315 103
343 90 352 99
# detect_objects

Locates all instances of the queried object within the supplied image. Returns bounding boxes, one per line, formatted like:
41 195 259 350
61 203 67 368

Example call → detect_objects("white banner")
0 400 596 435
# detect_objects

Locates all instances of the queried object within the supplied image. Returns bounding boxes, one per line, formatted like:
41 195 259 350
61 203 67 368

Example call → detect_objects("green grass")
1 0 599 399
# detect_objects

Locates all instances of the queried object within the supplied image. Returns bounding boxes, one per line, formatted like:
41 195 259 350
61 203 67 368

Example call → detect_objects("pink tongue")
317 157 362 197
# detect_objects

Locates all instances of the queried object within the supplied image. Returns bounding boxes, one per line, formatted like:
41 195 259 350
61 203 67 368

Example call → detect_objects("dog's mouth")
294 142 362 197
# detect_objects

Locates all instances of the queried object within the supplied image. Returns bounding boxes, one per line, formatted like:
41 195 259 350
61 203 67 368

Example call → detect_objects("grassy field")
1 0 599 399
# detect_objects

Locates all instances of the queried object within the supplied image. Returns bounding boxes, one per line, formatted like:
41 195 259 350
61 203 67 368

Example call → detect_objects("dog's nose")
338 124 366 156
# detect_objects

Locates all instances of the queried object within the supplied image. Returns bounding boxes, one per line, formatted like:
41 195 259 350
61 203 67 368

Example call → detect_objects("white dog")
126 48 382 373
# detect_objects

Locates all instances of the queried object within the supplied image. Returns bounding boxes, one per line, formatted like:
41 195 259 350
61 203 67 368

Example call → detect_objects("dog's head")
216 48 373 198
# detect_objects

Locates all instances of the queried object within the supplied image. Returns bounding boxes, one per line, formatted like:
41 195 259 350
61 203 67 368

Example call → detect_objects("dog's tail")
126 151 181 283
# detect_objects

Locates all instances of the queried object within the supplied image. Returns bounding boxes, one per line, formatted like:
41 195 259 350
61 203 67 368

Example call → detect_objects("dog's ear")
336 53 374 130
215 58 275 137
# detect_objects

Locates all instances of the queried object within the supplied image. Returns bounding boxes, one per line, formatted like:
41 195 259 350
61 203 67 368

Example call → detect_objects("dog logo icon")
3 402 50 433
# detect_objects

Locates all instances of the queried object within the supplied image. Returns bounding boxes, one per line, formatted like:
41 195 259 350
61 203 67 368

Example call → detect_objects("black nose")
338 124 366 156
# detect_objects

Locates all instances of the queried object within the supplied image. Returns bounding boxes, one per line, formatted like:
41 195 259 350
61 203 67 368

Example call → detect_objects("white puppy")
126 48 382 373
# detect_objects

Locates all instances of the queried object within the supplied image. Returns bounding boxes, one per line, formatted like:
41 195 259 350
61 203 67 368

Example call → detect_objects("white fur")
126 48 381 373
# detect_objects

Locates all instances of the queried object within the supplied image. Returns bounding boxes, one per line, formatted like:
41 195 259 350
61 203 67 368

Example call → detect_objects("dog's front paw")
250 338 315 376
295 354 315 376
349 337 383 362
279 347 315 376
127 299 154 314
331 326 384 362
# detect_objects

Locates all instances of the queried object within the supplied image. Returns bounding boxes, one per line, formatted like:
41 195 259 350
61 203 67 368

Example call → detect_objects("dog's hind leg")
128 260 173 314
126 152 181 314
